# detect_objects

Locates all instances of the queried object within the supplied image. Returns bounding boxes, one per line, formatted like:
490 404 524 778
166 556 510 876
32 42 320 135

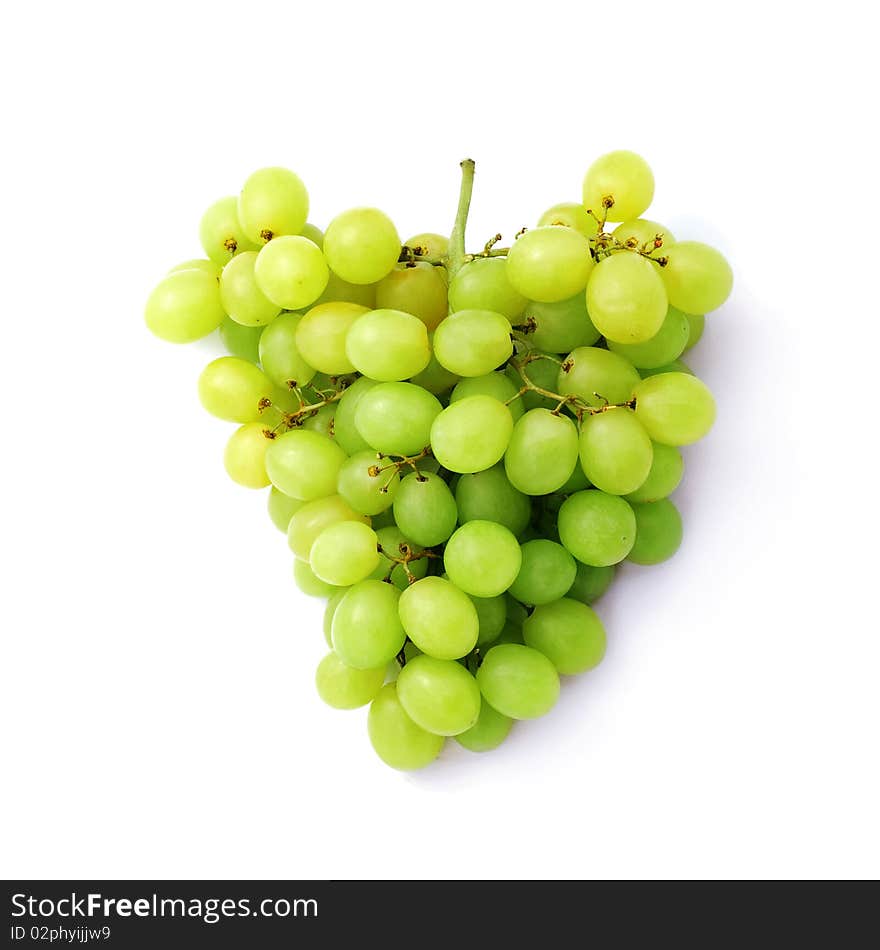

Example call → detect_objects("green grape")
332 580 406 670
397 655 481 736
323 589 349 647
265 428 346 500
639 359 693 378
354 382 442 456
524 295 601 353
370 508 398 531
433 309 513 377
628 499 683 565
197 356 277 423
633 372 716 445
506 227 594 302
310 521 380 586
566 562 615 604
295 302 368 374
582 150 654 222
470 593 507 647
585 253 667 343
398 576 479 659
408 346 461 394
493 619 526 647
558 490 637 566
253 235 329 310
557 345 640 408
316 270 377 308
345 309 431 381
167 259 221 277
315 652 385 710
368 683 444 771
405 232 450 262
224 422 271 488
333 376 379 455
476 644 560 719
258 312 317 388
559 461 591 493
372 525 429 589
608 306 690 369
238 167 309 243
219 251 281 327
661 240 733 314
612 218 675 251
199 195 259 264
504 408 579 495
144 268 226 343
454 465 531 536
219 318 263 363
625 443 683 503
303 404 336 439
508 539 577 606
684 313 705 350
523 598 606 675
578 408 653 495
454 699 513 752
537 202 598 239
447 257 527 320
375 262 448 330
267 486 304 532
430 395 514 473
443 521 522 598
287 494 369 560
300 222 324 247
506 353 560 411
450 371 524 422
338 450 399 515
393 471 457 547
293 558 341 598
323 207 401 285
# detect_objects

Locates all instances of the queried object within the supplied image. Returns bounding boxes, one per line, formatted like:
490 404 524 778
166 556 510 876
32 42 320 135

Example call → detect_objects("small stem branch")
448 159 476 280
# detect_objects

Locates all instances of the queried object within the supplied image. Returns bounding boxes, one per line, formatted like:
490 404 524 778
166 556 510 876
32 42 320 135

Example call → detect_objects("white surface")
1 1 878 880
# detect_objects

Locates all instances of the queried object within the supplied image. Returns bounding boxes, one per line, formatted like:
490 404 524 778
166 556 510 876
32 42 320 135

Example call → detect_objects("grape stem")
377 543 440 586
368 445 434 482
447 159 476 280
257 382 350 436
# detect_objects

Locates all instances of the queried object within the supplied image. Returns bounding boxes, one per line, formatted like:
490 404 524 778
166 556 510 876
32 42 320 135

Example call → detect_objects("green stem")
447 159 476 280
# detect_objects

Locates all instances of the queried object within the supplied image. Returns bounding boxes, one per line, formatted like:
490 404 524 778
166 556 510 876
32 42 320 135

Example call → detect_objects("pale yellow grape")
258 312 316 389
224 423 271 488
430 395 514 473
199 195 259 263
287 494 370 560
323 207 401 284
238 166 309 243
265 429 347 500
632 372 717 445
537 201 599 239
197 356 277 423
315 652 385 710
404 232 449 262
433 309 513 377
586 253 667 343
612 218 675 251
253 235 329 310
398 576 479 660
167 259 221 278
144 269 226 343
367 684 444 771
309 521 380 587
292 559 341 598
267 487 304 532
578 408 654 495
661 241 733 314
375 262 448 330
219 251 281 327
345 309 431 380
582 150 654 222
506 227 594 303
295 302 368 374
447 257 527 320
315 270 377 308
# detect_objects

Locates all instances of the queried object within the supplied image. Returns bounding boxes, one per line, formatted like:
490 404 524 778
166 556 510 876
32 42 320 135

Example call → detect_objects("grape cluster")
145 151 732 770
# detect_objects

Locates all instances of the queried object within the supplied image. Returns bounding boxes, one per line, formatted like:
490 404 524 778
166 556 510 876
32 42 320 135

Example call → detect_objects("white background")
1 1 878 880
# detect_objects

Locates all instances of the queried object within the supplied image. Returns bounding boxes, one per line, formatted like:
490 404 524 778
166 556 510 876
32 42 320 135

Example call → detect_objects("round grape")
345 309 431 381
238 167 309 243
315 652 385 710
398 576 479 660
558 490 637 566
254 235 329 310
582 150 654 223
295 302 368 374
367 684 444 771
508 539 577 606
628 499 683 565
523 598 606 675
323 207 401 285
632 372 716 445
145 269 226 343
578 408 654 495
504 408 579 495
332 580 406 670
476 644 560 719
586 253 667 344
444 521 522 598
397 655 481 736
506 226 594 302
430 395 514 473
433 309 513 377
265 428 346 501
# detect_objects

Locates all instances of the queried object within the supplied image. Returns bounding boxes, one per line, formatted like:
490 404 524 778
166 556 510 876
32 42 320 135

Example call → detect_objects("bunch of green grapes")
145 150 731 770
